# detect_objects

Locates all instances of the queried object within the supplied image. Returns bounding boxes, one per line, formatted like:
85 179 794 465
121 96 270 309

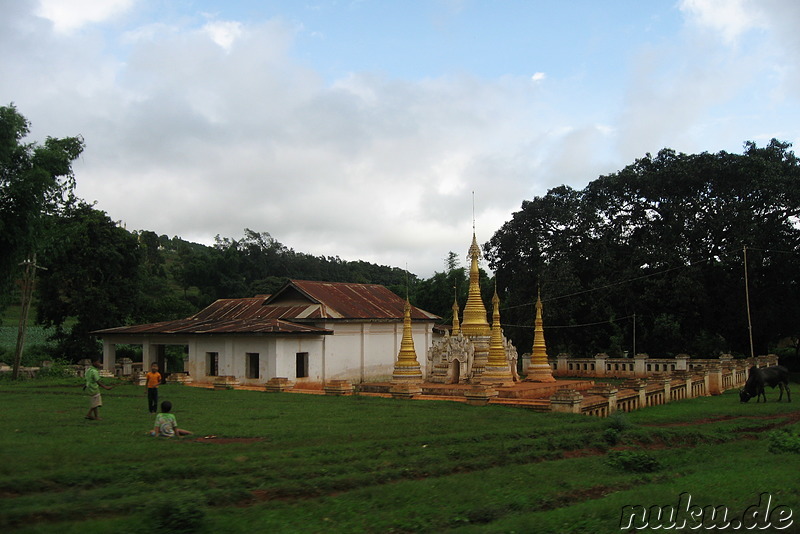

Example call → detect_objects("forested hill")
25 214 434 359
141 228 412 307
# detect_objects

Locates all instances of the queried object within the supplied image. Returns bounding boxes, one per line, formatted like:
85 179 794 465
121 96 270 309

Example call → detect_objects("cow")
739 365 791 403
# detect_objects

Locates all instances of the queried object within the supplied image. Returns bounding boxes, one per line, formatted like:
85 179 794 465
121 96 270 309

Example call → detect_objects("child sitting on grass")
150 400 193 438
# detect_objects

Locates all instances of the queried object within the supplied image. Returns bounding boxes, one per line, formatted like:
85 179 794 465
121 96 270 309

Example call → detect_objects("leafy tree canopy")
485 140 800 360
36 203 142 359
0 104 83 308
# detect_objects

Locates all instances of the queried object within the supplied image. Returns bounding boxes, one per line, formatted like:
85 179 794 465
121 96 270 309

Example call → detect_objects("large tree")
36 203 142 360
0 104 83 309
485 140 800 360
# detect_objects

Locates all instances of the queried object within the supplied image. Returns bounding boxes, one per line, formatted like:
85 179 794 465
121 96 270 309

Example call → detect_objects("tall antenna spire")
472 190 475 232
405 262 409 300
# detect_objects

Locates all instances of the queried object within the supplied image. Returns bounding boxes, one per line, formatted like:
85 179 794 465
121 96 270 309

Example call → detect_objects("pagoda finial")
392 298 423 382
451 286 460 336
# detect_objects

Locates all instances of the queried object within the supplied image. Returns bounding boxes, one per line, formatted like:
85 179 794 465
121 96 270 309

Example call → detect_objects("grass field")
1 378 799 533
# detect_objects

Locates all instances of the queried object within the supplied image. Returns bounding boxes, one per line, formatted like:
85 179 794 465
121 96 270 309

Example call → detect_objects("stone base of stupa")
391 367 423 383
524 364 556 382
389 380 423 399
480 365 515 386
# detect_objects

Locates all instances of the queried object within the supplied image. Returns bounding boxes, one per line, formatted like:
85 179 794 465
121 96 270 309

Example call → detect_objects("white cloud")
5 1 800 278
203 19 244 51
678 0 766 44
36 0 135 33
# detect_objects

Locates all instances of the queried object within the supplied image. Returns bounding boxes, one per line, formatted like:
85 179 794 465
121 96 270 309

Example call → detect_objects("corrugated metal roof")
94 280 439 337
94 317 332 336
268 280 440 321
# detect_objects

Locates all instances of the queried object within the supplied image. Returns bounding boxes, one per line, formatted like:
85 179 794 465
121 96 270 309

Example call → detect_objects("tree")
485 140 800 358
0 104 83 309
36 203 142 361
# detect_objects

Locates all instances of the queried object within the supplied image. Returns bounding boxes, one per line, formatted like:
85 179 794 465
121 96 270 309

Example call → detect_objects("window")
246 353 259 379
296 352 309 378
207 352 219 376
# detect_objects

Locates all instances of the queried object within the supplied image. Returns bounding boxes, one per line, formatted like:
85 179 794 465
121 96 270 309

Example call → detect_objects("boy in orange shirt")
145 363 162 413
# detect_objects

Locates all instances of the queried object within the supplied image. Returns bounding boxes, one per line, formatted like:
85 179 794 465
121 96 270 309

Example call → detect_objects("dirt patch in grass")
539 484 624 511
644 411 800 429
193 436 264 444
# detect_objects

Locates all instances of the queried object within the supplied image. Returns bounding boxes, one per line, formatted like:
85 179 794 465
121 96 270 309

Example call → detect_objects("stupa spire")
451 289 460 336
481 285 515 384
460 232 490 337
392 299 423 381
525 289 555 382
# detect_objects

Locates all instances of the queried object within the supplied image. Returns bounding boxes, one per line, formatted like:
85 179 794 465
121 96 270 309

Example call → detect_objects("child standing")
152 401 193 438
145 363 162 413
85 359 112 420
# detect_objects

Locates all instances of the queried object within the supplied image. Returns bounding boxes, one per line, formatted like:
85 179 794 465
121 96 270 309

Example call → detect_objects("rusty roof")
267 279 440 321
94 317 332 336
94 279 439 337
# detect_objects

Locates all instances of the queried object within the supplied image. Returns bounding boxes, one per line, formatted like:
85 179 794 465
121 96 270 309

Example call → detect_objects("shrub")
21 343 54 366
605 450 661 473
767 429 800 454
606 412 632 432
37 358 77 378
603 428 620 445
151 494 206 533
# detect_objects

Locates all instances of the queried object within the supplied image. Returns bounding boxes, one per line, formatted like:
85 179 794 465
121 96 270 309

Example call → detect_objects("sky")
3 0 800 278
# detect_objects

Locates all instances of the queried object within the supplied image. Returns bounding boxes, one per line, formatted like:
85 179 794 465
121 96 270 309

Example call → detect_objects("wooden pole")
743 246 755 359
12 256 35 379
12 255 47 379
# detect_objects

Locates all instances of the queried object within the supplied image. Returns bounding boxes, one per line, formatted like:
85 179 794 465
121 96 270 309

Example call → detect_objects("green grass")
0 305 60 365
0 380 798 533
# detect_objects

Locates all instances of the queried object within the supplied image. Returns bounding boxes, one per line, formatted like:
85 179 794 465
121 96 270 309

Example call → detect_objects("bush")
768 429 800 454
151 494 206 533
21 343 55 366
603 428 620 445
605 450 661 473
606 412 632 432
37 358 77 378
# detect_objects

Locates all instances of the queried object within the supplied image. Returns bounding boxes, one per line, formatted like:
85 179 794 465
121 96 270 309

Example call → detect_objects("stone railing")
537 353 778 379
548 362 753 417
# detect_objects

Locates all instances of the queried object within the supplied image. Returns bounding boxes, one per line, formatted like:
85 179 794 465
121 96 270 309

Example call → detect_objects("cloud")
15 12 539 276
36 0 135 33
678 0 765 44
202 19 244 52
4 1 800 279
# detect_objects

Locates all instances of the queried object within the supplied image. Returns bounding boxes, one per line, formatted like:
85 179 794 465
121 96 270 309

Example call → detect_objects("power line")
502 314 635 330
500 246 741 312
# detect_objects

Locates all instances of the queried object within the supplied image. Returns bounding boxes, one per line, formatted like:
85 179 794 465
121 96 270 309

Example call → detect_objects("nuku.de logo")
619 492 793 530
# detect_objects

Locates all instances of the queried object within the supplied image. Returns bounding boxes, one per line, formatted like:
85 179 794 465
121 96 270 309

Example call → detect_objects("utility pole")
743 246 755 359
12 255 46 380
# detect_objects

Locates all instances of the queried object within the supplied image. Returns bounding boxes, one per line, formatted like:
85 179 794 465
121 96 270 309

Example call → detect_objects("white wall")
103 320 436 385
